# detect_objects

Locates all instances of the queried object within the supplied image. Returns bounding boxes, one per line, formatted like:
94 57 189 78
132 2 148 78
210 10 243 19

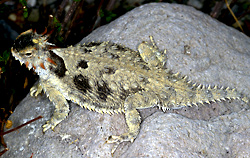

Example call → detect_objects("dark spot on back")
103 66 116 74
112 44 128 52
77 60 88 69
13 32 35 52
96 81 112 101
49 50 67 78
83 48 92 53
74 74 91 93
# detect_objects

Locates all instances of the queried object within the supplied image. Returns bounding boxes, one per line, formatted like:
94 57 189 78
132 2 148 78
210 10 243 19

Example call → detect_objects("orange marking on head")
47 28 54 36
41 28 47 35
40 63 45 69
47 57 57 66
25 61 29 68
48 45 59 49
32 64 36 70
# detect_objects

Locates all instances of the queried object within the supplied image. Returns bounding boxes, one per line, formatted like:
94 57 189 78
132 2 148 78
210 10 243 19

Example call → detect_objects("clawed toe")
106 135 123 155
106 133 136 155
42 120 57 133
106 135 121 144
30 83 43 96
42 122 52 133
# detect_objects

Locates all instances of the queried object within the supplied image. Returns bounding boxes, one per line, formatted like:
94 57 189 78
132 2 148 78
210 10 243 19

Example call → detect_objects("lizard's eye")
25 53 32 57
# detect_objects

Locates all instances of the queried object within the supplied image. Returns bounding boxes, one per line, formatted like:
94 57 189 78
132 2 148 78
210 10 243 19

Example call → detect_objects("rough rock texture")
2 3 250 158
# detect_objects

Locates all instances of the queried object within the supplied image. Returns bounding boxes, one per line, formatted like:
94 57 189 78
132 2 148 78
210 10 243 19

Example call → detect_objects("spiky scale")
193 103 198 106
197 84 202 89
173 72 180 77
162 106 167 112
221 98 226 101
205 100 210 104
208 85 211 90
183 75 188 80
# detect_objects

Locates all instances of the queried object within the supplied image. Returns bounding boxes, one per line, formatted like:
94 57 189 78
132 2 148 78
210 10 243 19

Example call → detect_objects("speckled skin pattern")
11 30 248 154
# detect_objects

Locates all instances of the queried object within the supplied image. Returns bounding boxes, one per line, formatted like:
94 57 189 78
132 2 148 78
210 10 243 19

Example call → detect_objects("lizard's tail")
158 72 248 110
191 84 248 105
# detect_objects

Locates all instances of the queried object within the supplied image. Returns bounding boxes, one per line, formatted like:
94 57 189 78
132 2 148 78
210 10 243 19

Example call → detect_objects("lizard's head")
11 29 54 71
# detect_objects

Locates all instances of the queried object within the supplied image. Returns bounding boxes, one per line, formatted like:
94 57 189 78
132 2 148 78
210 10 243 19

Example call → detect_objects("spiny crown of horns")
11 29 55 69
12 29 52 52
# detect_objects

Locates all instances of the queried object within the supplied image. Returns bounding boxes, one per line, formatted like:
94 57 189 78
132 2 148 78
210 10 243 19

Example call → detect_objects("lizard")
11 29 249 154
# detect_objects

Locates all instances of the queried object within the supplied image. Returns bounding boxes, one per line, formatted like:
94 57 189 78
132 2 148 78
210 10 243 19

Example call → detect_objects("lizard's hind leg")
137 36 168 68
106 91 160 154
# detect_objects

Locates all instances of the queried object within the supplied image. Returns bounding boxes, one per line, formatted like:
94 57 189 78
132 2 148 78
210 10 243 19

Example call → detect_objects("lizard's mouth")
11 47 34 70
11 47 25 64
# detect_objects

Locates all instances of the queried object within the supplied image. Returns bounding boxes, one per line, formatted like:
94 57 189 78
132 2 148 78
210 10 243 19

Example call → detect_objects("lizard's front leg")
40 82 70 132
30 81 43 97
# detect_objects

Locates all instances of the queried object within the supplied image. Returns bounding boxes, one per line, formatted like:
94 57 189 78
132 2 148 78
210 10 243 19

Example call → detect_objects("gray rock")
3 3 250 158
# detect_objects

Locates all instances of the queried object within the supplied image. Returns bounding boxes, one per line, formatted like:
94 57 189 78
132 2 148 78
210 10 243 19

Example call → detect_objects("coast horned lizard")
11 29 249 154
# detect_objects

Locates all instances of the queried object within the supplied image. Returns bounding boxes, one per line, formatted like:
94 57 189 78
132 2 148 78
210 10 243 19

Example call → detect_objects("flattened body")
11 30 248 154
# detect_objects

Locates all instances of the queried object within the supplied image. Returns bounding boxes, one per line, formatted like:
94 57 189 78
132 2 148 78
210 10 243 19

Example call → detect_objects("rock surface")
3 3 250 158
